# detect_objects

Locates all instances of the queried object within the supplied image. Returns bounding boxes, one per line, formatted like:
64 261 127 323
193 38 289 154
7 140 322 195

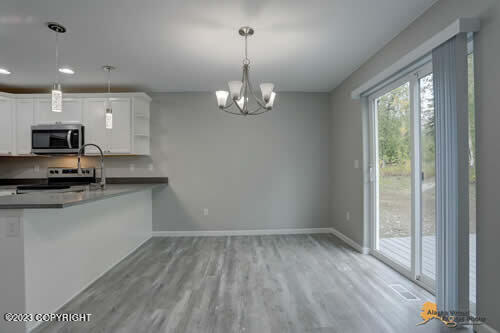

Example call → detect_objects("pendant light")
103 65 115 129
47 22 66 113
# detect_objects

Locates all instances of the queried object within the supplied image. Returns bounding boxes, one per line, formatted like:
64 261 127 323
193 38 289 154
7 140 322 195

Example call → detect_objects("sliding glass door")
419 72 436 285
374 82 412 270
370 62 435 291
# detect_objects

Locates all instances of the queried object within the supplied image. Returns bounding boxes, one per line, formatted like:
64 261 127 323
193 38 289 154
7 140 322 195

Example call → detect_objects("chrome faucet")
77 143 106 190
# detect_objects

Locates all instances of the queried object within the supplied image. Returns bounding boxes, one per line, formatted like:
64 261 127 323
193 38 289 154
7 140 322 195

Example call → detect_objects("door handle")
67 130 72 149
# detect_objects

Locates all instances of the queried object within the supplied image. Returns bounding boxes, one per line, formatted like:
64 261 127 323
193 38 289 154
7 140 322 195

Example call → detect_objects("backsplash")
0 155 164 179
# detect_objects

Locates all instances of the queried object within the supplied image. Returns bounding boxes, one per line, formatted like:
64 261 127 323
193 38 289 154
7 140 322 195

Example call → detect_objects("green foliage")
377 83 410 169
376 54 475 184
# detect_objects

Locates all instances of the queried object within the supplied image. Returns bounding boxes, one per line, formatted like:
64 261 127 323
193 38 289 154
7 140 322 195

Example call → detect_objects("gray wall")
151 93 331 231
329 0 499 329
0 92 331 232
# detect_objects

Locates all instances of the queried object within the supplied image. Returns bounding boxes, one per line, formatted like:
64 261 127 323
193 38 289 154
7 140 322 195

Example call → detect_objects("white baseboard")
153 228 333 237
153 227 369 254
329 227 370 254
477 324 499 333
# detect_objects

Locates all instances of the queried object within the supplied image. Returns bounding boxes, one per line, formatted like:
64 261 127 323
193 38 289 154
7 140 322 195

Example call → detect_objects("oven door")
31 125 83 154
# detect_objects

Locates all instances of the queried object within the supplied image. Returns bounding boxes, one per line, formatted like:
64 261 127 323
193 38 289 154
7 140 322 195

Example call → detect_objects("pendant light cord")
55 31 59 85
107 69 111 93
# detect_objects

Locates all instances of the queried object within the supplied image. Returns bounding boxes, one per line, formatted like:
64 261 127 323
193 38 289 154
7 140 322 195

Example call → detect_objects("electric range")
16 167 96 194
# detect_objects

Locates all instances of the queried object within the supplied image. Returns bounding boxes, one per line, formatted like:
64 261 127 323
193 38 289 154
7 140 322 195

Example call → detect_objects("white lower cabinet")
15 99 35 155
0 97 14 155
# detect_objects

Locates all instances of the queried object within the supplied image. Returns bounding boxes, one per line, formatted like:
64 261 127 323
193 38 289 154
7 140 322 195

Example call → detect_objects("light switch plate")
203 208 209 216
148 164 154 172
129 164 135 172
346 211 351 221
354 160 359 169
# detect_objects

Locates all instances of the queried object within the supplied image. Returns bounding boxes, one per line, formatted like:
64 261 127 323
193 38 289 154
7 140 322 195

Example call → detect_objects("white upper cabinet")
82 98 108 154
0 97 14 155
15 99 35 155
0 92 151 156
35 98 83 124
108 98 132 154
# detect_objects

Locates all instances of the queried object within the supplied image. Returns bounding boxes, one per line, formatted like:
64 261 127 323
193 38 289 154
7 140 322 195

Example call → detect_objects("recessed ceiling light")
0 68 11 75
59 67 75 75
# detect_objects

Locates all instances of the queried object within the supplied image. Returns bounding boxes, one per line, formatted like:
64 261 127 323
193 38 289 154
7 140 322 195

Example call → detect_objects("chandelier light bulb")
236 96 247 109
228 81 243 100
260 83 274 102
266 92 276 109
216 91 229 108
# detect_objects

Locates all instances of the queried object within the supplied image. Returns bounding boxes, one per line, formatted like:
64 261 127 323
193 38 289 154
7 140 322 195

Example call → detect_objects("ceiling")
0 0 437 93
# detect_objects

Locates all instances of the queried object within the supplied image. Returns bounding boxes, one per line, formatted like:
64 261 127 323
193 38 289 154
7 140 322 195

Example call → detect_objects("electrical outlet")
5 217 20 238
354 160 359 169
203 208 209 216
346 211 350 221
129 164 135 172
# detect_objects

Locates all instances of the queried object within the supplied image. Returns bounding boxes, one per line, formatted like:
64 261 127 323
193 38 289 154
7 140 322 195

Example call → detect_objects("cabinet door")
82 98 108 154
0 97 14 155
108 98 131 153
35 98 83 124
16 99 35 155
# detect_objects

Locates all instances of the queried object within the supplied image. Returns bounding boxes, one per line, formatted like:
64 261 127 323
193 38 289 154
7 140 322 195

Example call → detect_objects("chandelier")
215 26 276 116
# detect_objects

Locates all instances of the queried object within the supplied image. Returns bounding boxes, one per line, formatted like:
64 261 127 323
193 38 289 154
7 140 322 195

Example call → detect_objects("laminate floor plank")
33 234 473 333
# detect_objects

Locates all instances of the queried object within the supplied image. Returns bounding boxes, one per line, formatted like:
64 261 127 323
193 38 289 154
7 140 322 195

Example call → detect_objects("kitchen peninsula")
0 179 167 333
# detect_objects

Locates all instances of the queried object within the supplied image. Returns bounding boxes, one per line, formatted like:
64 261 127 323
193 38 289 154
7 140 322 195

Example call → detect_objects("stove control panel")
47 168 96 178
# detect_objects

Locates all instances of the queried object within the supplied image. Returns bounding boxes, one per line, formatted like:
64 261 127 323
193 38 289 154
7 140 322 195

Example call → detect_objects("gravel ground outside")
379 175 476 239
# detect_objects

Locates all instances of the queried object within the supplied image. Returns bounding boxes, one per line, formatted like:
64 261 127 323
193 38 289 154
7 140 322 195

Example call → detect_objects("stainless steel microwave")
31 123 85 155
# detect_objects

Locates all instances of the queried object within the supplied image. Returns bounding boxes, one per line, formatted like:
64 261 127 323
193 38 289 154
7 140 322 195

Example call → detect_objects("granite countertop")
0 179 167 209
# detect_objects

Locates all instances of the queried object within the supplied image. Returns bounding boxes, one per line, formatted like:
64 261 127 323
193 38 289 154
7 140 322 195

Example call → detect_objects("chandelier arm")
247 108 272 115
247 106 266 114
223 109 246 116
250 88 267 109
244 65 268 108
239 65 245 98
222 100 235 110
233 97 247 115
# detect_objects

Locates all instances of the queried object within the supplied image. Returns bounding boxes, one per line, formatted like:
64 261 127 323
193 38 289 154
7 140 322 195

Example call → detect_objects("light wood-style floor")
34 234 473 333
